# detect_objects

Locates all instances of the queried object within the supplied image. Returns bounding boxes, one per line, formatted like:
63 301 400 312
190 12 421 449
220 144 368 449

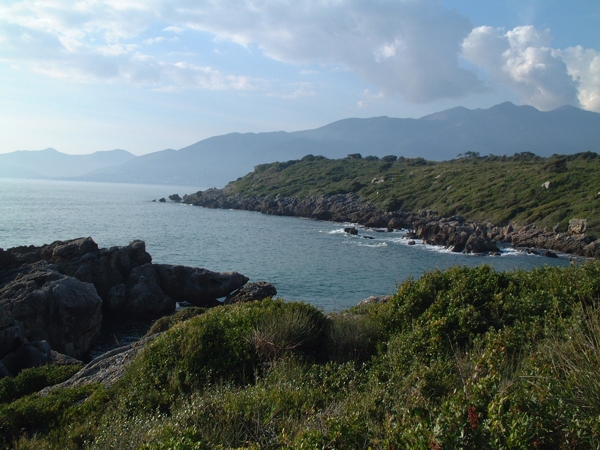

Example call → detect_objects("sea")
0 178 570 313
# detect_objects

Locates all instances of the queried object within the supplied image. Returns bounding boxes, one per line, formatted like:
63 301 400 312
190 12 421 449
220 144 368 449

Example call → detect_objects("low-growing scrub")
0 364 81 405
5 262 600 448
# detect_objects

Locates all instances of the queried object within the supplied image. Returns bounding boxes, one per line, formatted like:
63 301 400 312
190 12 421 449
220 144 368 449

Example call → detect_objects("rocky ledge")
183 189 600 258
0 237 275 378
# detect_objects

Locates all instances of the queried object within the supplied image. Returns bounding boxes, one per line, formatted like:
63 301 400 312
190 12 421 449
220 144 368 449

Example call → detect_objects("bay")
0 178 569 312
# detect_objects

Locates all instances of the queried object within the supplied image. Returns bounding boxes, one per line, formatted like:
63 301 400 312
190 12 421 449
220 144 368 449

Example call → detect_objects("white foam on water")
357 241 388 248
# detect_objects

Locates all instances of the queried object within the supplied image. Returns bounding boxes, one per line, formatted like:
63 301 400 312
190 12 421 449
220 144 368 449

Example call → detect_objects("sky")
0 0 598 155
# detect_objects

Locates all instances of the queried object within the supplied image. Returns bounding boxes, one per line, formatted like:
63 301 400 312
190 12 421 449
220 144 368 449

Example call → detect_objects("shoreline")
183 189 600 259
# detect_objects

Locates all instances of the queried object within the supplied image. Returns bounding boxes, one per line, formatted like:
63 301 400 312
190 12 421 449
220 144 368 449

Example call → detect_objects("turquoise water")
0 178 569 311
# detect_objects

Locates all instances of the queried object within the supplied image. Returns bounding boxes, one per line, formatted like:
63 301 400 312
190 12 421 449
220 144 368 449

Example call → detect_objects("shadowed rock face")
155 264 249 306
0 261 102 361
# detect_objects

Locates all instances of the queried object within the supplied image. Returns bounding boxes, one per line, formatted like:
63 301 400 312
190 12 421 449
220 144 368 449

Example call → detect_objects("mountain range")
2 102 600 188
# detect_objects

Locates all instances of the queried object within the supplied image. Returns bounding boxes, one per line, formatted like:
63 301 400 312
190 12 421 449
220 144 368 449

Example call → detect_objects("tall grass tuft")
250 304 325 362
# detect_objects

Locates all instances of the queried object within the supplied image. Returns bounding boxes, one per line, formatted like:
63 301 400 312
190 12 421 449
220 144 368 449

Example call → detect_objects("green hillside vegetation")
5 262 600 448
224 151 600 235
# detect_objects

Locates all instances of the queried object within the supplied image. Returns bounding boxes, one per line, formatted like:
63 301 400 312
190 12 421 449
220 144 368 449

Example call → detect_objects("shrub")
146 307 207 335
250 302 327 362
327 313 381 362
0 364 81 404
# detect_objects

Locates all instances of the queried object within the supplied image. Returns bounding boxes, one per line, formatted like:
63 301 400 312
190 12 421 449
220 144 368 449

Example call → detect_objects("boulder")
1 340 52 377
463 229 500 254
0 261 102 359
569 219 587 235
225 282 277 305
155 264 249 306
124 264 175 317
344 227 358 235
71 240 152 302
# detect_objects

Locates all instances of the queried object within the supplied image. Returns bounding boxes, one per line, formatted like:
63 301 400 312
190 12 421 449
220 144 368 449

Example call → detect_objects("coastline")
183 189 600 259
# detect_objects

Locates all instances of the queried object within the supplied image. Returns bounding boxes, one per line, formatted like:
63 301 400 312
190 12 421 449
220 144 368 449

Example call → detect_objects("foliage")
6 262 600 448
224 152 600 234
146 307 207 336
0 364 81 405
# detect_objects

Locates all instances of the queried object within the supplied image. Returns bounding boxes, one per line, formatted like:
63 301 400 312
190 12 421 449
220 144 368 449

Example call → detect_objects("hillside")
4 263 600 448
222 152 600 235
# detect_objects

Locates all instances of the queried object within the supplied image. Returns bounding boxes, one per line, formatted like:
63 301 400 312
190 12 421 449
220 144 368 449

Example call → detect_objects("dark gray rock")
463 229 500 254
344 227 358 235
124 264 175 317
225 282 277 305
0 261 102 359
1 340 52 376
155 264 249 306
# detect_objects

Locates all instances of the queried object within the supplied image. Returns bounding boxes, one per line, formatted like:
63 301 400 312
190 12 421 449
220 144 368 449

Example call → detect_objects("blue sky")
0 0 598 155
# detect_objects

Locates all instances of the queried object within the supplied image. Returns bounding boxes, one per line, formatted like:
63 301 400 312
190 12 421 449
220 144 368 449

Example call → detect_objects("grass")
5 262 600 448
222 152 600 235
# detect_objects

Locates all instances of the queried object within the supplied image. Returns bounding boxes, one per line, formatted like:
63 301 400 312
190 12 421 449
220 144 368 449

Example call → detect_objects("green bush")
0 364 81 404
146 307 207 335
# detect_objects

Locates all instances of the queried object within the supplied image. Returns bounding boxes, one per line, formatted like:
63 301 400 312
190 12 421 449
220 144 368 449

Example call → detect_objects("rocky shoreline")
183 189 600 258
0 237 276 378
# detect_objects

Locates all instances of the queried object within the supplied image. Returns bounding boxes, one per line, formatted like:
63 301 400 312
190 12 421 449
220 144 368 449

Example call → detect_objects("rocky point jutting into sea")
182 189 600 258
0 237 276 378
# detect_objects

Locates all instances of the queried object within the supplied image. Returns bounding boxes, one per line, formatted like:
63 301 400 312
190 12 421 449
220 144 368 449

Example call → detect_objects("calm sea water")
0 178 570 312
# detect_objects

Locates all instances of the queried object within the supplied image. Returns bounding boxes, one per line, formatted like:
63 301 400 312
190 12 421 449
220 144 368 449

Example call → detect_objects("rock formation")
225 281 277 305
0 237 254 377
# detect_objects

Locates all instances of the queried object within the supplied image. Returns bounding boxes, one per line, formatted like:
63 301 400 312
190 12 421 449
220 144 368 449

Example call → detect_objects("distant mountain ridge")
0 148 136 179
2 102 600 187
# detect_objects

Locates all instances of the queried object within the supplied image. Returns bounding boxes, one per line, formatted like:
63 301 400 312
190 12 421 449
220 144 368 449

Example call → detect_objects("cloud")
558 46 600 112
462 25 599 111
0 0 483 102
171 0 483 102
0 0 598 110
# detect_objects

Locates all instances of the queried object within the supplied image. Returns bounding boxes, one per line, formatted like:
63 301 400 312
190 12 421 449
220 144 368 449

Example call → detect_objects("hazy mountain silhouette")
0 148 136 179
4 103 600 188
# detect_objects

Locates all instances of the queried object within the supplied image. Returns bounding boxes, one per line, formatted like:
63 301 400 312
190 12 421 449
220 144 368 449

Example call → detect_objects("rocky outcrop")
112 263 249 313
0 261 102 368
155 264 249 306
41 334 160 394
3 238 152 305
0 237 255 377
184 189 600 258
225 281 277 305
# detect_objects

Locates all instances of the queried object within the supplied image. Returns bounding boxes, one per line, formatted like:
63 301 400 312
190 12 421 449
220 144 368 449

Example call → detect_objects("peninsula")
183 152 600 258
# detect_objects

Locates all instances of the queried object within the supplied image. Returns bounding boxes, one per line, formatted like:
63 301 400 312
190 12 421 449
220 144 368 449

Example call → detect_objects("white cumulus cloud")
462 25 600 111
